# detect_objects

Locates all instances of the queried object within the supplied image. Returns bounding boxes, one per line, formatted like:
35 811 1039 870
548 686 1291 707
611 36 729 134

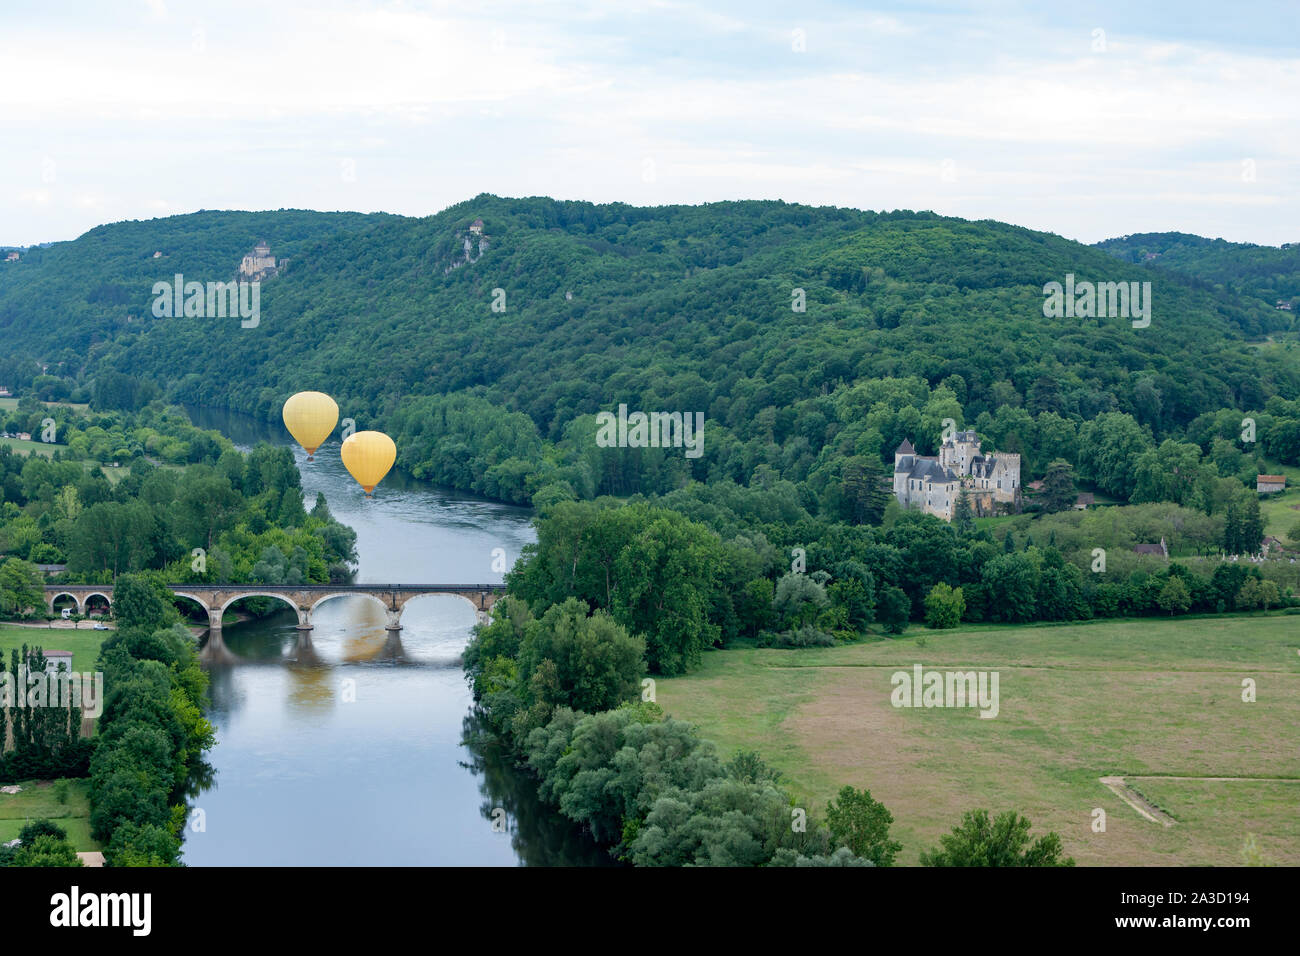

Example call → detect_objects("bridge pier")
206 606 222 631
384 608 403 631
295 607 313 631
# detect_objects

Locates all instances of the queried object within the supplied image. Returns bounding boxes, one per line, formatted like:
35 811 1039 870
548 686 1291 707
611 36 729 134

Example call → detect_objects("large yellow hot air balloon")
341 431 396 496
282 391 339 460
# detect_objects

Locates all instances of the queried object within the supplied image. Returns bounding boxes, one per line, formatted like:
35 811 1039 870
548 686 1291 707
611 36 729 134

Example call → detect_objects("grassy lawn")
1258 487 1299 541
0 398 88 412
656 614 1300 866
0 779 98 851
0 438 132 483
0 623 107 673
0 436 59 457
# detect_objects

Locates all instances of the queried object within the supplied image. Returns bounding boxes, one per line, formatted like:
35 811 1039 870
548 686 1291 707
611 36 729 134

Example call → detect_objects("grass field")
0 436 59 457
656 614 1300 866
0 398 88 413
0 624 106 673
0 778 98 851
0 437 134 483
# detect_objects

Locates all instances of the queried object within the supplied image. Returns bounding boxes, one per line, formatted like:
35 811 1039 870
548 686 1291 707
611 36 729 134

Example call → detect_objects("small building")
1074 493 1095 510
1262 536 1286 557
1277 300 1293 311
1134 537 1168 560
1027 480 1044 492
153 251 164 258
14 432 31 441
1257 474 1286 494
0 386 11 397
30 649 73 673
4 252 19 262
469 219 484 235
36 564 67 575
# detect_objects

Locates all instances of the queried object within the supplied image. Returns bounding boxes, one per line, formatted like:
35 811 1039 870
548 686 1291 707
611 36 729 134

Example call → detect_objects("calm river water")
179 407 610 866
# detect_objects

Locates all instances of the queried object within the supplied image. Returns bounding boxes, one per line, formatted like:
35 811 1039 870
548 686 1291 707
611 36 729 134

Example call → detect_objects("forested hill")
3 196 1298 507
0 209 398 348
1095 232 1300 309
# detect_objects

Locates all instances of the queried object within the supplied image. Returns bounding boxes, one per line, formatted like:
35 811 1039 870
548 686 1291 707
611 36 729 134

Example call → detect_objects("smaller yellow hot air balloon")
341 430 397 496
282 391 339 461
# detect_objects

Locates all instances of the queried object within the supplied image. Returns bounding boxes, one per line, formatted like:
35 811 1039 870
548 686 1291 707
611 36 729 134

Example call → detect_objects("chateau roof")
898 455 958 484
895 438 915 455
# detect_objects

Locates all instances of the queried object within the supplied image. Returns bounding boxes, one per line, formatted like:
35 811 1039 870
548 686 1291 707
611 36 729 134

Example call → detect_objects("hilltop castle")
893 431 1021 521
239 240 280 280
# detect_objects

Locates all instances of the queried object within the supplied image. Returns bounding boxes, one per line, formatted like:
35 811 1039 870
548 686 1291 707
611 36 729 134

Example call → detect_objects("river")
179 407 611 866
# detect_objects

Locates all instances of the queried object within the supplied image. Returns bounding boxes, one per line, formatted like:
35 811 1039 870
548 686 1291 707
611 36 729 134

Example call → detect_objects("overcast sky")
2 0 1296 247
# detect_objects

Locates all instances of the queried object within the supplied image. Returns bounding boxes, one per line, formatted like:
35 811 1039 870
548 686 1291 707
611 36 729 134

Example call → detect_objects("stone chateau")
893 430 1021 521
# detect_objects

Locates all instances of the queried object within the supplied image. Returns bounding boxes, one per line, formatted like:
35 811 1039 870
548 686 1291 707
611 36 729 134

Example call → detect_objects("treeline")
1096 232 1300 309
0 645 93 783
88 575 214 865
500 491 1288 677
464 597 891 866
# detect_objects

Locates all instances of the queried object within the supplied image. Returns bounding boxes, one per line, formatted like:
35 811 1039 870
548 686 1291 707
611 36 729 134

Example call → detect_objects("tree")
517 598 644 714
1156 576 1191 615
110 574 179 632
924 582 965 629
11 833 83 867
773 572 829 629
980 552 1039 622
877 586 910 635
1224 489 1264 555
612 511 724 676
1040 459 1076 513
920 809 1074 866
1235 577 1263 611
952 487 975 535
0 558 44 617
825 786 902 866
840 456 891 525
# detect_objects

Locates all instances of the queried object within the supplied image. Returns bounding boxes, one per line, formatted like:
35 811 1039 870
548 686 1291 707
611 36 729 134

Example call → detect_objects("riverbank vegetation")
464 597 893 865
0 402 359 620
87 574 213 866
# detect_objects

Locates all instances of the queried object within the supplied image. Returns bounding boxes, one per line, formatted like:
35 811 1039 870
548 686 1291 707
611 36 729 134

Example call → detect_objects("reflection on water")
180 406 609 866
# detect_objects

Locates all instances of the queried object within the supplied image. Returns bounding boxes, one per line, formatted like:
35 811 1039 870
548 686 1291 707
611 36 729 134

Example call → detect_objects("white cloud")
0 0 1295 246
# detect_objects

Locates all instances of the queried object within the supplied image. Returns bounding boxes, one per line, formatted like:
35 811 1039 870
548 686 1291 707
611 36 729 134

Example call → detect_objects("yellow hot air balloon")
341 431 396 496
282 391 339 460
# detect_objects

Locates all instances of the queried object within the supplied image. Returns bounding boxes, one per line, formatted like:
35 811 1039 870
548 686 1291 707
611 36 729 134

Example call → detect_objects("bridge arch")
307 591 391 616
82 592 112 615
219 591 306 627
47 592 81 615
170 592 212 625
398 591 485 615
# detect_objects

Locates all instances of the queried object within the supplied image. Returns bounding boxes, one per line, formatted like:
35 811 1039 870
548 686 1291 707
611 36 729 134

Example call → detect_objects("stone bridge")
44 584 505 632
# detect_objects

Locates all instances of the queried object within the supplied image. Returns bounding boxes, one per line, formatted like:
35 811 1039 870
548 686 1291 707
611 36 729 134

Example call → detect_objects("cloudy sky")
2 0 1296 247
